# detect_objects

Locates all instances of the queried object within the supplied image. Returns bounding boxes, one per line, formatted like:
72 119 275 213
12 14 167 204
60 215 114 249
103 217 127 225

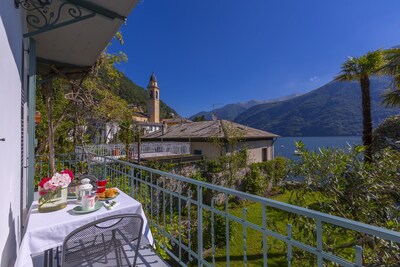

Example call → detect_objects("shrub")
203 212 235 248
245 165 265 195
290 143 400 265
246 156 289 195
372 115 400 152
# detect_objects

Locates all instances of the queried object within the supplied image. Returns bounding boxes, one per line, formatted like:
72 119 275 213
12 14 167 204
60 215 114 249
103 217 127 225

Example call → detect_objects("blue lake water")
274 136 362 160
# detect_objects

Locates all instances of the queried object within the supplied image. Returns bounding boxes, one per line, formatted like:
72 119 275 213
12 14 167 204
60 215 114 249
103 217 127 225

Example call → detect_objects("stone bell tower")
147 72 160 123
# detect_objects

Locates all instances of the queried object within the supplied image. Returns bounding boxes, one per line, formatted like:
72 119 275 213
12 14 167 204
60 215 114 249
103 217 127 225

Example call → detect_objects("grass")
203 190 350 267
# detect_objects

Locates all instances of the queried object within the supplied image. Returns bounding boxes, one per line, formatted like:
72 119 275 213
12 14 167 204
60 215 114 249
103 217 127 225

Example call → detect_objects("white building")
142 120 279 163
0 0 138 265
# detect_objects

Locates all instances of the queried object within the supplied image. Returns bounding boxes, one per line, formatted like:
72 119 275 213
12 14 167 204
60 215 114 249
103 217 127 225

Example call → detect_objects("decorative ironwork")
15 0 52 9
15 0 89 30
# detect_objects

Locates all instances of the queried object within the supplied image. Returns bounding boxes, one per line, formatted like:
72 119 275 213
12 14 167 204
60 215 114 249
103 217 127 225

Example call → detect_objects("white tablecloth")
15 189 154 267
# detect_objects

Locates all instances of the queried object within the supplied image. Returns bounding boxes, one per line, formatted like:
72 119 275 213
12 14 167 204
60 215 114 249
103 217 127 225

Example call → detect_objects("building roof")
133 112 149 118
149 72 157 83
142 120 279 141
162 117 192 124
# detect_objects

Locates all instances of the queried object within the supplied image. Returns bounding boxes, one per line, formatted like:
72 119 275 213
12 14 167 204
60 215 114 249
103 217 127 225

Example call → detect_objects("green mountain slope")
234 77 400 136
111 71 177 118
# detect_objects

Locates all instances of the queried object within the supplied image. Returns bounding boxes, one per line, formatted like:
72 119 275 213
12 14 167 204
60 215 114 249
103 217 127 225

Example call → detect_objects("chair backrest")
62 214 143 266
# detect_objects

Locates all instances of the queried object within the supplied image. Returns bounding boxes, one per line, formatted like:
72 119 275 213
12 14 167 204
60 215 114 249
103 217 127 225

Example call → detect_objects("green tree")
35 41 128 173
290 143 400 265
207 121 248 187
335 50 384 163
193 115 206 122
381 48 400 107
372 115 400 152
118 120 134 161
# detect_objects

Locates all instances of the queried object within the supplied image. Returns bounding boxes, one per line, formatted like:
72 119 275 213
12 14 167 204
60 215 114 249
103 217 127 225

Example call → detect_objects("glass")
96 180 108 193
38 186 68 213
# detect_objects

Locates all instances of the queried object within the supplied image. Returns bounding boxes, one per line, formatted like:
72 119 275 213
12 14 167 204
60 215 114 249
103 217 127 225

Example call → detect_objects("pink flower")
39 177 51 188
61 169 74 182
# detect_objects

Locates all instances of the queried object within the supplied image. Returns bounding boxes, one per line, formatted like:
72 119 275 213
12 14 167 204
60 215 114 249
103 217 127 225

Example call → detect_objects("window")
194 149 202 155
262 148 268 162
149 90 153 98
156 91 159 99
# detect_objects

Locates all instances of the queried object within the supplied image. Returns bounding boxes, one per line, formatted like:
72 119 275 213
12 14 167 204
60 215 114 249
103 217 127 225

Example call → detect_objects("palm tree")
335 50 384 163
381 48 400 107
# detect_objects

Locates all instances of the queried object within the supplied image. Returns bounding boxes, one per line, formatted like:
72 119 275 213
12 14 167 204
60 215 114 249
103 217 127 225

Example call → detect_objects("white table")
15 189 154 267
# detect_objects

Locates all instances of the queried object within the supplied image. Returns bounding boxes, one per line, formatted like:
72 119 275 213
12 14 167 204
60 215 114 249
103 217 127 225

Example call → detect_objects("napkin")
103 200 119 210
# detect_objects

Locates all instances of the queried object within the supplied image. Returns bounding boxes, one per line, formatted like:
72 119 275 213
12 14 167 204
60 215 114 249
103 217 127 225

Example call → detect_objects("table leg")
43 249 54 267
56 247 60 267
44 250 48 267
49 249 53 267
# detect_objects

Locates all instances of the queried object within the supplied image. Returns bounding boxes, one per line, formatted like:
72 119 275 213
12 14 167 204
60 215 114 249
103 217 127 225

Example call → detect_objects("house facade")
142 120 279 163
0 1 139 265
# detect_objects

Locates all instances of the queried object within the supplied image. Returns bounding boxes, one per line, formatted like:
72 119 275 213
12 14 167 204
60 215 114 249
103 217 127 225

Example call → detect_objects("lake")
274 136 362 160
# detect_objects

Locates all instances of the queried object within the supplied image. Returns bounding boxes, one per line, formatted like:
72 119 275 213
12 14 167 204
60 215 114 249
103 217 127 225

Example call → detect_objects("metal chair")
62 214 143 267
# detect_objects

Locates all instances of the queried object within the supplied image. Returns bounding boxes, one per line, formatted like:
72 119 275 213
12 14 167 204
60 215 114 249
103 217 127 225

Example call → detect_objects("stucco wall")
191 139 274 163
190 142 222 160
243 140 274 163
0 3 25 266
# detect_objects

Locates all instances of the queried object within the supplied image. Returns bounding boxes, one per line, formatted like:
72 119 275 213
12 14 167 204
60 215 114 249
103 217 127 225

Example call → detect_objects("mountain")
234 77 400 136
111 71 177 118
190 94 301 121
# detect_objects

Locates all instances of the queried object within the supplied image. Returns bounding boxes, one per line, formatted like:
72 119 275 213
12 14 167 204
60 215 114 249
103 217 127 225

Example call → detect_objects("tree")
35 42 128 174
290 143 400 265
381 48 400 107
193 115 206 122
372 115 400 152
335 50 384 163
207 121 248 187
118 120 134 161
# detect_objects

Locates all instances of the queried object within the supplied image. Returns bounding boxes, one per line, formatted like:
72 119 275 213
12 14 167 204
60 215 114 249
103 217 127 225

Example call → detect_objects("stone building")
142 120 279 163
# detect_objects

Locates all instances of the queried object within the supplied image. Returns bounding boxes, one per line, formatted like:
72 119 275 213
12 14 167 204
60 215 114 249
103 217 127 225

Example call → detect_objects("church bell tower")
147 72 160 123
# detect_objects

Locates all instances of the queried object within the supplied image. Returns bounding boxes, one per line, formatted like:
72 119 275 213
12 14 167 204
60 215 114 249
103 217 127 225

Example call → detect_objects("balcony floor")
32 245 170 267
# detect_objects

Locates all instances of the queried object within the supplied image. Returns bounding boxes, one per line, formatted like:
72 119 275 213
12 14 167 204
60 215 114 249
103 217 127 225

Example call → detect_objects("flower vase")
38 186 68 213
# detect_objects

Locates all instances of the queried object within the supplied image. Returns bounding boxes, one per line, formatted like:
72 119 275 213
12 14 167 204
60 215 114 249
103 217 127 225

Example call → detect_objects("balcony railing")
75 142 191 159
35 153 400 266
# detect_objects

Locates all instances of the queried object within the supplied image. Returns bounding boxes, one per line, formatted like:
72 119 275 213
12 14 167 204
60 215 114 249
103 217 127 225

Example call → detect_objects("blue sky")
109 0 400 117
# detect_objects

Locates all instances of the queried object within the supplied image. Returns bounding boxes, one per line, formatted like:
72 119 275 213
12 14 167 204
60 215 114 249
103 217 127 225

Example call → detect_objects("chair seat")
62 214 144 267
33 245 170 267
64 245 131 267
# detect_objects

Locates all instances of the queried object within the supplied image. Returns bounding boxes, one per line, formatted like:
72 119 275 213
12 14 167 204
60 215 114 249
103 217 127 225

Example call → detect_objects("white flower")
50 172 71 187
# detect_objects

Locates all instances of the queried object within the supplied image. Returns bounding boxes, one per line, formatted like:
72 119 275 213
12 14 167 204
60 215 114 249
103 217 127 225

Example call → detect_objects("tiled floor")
32 245 170 267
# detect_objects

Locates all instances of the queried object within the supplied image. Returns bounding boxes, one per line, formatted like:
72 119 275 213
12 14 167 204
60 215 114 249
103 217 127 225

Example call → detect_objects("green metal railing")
34 154 86 188
83 153 400 267
75 142 191 158
35 153 400 266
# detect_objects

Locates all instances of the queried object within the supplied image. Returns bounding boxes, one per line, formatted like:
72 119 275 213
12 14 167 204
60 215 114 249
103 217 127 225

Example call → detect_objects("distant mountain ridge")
190 93 302 121
234 77 400 136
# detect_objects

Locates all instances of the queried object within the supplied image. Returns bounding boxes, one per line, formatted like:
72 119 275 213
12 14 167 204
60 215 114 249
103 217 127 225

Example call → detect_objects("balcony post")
27 38 36 208
197 185 203 266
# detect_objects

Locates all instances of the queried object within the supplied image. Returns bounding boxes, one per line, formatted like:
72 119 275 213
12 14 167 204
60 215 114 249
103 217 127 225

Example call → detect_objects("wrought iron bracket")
16 0 126 38
15 0 52 9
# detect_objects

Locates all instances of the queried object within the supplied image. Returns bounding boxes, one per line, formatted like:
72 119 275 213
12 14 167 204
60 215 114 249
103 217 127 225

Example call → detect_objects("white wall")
191 139 275 163
0 2 25 266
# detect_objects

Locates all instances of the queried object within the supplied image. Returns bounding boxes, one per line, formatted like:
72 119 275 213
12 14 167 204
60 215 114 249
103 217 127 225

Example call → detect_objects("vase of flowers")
38 170 74 213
